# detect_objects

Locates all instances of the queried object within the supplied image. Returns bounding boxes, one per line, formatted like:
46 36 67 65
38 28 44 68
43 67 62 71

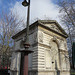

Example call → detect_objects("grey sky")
10 0 62 25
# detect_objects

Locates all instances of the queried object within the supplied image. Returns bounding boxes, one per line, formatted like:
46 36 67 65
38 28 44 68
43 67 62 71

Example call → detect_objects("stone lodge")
10 20 70 75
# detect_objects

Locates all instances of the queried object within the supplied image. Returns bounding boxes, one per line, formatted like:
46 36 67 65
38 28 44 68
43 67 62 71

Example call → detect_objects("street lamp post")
20 0 33 75
22 0 30 47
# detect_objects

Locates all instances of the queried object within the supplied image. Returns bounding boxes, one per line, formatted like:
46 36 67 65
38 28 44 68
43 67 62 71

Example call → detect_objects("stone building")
10 20 70 75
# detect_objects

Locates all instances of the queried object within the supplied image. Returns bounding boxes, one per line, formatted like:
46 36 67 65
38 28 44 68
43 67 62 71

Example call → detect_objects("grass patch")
71 73 75 74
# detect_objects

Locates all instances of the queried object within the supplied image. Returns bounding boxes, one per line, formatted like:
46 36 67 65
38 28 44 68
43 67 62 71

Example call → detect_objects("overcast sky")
0 0 63 26
12 0 62 25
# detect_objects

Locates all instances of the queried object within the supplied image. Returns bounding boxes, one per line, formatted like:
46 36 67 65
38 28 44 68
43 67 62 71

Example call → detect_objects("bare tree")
58 0 75 68
59 1 75 30
58 0 75 42
0 11 24 69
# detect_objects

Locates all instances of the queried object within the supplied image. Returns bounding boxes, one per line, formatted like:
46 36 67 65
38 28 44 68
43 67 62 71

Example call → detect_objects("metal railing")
0 55 10 69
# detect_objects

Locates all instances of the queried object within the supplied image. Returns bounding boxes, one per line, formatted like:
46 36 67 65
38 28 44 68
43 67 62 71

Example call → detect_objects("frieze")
38 31 43 43
48 24 60 32
42 23 63 35
33 32 37 43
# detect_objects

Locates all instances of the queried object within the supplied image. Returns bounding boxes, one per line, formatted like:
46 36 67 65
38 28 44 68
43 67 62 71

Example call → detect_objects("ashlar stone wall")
37 25 70 75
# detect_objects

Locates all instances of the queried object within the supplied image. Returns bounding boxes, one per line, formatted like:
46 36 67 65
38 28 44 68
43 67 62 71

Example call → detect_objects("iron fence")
0 55 10 69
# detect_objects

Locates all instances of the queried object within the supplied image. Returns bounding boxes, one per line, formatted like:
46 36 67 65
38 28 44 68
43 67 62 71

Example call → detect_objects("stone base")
28 70 70 75
10 70 17 75
28 70 38 75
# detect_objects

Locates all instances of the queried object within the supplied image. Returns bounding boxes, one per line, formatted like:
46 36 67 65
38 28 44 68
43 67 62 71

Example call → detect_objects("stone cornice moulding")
38 43 51 49
12 20 68 39
59 49 68 53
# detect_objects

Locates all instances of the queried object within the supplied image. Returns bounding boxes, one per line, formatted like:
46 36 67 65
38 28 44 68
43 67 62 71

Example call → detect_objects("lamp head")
22 0 29 7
